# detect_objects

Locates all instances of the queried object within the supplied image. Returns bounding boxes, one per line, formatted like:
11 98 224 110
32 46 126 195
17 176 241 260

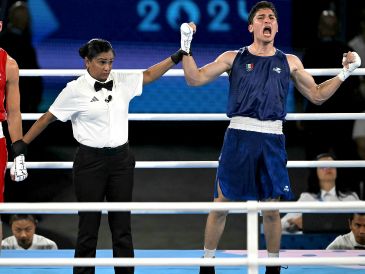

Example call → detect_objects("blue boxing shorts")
214 127 293 201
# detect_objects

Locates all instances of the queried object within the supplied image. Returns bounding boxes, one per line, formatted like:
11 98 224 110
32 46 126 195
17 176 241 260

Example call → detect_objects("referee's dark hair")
79 38 115 60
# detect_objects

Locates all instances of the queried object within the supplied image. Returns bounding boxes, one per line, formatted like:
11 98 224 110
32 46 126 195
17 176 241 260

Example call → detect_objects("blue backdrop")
26 0 293 113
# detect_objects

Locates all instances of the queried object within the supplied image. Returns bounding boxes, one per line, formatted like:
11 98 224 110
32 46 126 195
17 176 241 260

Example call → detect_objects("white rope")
287 160 365 168
0 256 364 267
286 113 365 120
19 68 365 77
0 201 364 272
20 113 365 121
260 257 365 266
7 160 365 169
0 201 364 213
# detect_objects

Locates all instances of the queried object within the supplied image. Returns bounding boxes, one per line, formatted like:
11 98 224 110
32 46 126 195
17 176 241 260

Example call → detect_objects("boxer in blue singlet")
216 46 291 202
179 1 361 274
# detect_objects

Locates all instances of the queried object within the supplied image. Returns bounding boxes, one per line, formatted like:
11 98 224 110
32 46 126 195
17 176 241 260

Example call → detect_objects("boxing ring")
1 68 365 274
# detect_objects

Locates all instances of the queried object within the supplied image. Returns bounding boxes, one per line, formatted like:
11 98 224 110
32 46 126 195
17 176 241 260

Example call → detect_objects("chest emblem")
245 63 254 72
273 67 281 74
90 96 99 102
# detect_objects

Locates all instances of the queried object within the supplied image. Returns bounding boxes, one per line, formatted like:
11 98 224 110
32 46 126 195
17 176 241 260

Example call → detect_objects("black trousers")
72 143 135 274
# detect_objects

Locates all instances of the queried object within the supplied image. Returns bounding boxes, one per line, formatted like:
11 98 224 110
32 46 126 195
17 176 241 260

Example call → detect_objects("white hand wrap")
10 155 28 182
180 23 194 54
337 52 361 81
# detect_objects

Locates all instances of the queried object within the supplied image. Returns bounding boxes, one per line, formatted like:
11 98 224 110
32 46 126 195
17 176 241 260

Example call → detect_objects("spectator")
349 8 365 65
281 153 359 233
348 7 365 100
349 9 365 200
326 213 365 249
298 10 361 162
2 214 57 250
0 1 43 113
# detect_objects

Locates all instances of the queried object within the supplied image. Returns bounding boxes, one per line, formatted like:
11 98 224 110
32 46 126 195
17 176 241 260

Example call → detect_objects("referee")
20 38 185 274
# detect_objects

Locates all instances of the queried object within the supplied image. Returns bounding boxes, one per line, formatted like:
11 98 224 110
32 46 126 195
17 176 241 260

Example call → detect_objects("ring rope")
19 68 365 77
21 113 365 121
0 201 364 213
1 201 364 273
7 160 365 169
0 257 363 267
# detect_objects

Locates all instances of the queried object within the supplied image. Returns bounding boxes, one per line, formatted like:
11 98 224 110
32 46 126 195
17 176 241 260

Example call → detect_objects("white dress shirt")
326 231 365 250
281 187 359 231
1 234 58 250
49 71 143 148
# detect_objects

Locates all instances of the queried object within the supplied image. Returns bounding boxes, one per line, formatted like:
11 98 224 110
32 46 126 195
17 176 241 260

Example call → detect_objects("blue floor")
0 249 364 274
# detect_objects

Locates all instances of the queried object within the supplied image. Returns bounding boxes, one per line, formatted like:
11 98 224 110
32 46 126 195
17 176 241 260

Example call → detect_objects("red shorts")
0 137 7 202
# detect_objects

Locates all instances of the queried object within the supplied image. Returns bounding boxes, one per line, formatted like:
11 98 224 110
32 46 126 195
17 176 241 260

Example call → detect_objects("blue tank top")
228 47 290 121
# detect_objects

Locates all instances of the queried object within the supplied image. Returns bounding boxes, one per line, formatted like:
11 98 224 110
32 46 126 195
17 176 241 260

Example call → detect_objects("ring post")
246 201 259 274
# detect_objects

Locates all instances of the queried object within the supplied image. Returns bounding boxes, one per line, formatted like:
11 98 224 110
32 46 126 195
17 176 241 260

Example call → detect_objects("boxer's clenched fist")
338 51 361 81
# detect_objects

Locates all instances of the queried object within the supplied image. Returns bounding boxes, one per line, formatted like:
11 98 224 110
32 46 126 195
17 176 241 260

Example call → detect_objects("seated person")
1 214 57 250
326 213 365 249
281 153 359 232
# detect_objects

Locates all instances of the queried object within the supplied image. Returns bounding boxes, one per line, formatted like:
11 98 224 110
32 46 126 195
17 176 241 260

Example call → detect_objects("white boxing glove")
337 51 361 81
10 154 28 182
180 23 194 54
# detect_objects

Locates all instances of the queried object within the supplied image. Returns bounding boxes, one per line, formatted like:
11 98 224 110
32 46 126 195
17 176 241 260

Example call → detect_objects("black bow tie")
94 80 113 91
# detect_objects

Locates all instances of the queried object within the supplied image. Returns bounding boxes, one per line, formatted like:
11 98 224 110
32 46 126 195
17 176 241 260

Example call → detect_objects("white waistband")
0 123 3 138
228 116 283 134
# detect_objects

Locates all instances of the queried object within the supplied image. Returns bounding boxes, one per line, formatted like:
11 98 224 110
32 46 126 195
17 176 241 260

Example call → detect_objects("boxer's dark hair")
248 1 278 25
